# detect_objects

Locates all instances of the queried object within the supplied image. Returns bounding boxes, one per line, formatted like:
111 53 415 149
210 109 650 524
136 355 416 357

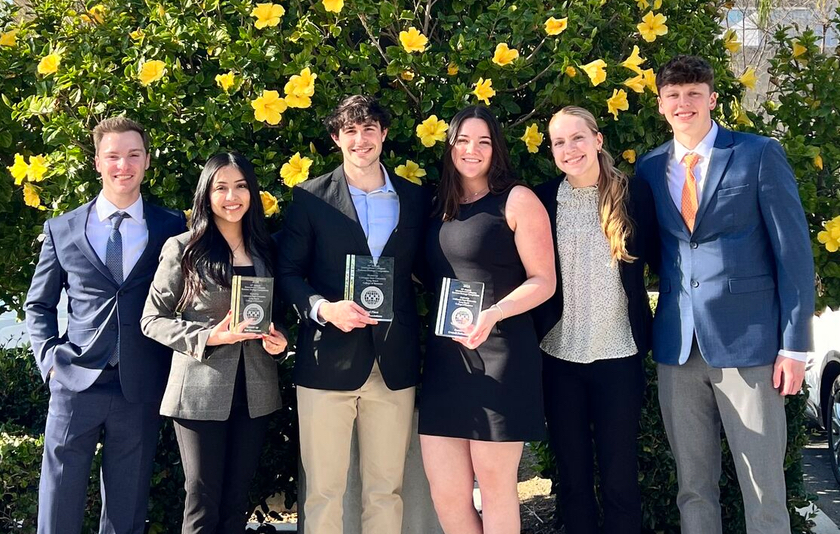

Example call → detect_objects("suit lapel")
649 144 689 236
694 127 734 229
68 200 117 284
124 200 162 285
329 166 371 254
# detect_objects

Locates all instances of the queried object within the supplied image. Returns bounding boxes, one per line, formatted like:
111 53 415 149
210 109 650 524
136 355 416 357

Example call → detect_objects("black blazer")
25 199 187 403
276 165 430 391
531 175 660 356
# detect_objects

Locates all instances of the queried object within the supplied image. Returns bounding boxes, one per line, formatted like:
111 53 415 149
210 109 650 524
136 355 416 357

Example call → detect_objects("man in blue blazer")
25 117 187 534
636 56 814 534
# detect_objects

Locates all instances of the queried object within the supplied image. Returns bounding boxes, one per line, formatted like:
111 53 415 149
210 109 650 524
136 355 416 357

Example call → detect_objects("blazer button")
690 242 698 249
691 280 699 288
109 324 116 330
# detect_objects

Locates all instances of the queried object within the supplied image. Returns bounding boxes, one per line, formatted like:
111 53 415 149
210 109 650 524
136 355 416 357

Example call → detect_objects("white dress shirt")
666 122 805 363
86 194 148 280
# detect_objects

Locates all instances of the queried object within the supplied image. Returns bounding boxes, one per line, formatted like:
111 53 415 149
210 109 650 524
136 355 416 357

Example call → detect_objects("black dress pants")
542 352 644 534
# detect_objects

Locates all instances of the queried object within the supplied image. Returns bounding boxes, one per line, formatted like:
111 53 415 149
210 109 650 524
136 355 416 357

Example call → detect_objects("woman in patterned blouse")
531 106 660 534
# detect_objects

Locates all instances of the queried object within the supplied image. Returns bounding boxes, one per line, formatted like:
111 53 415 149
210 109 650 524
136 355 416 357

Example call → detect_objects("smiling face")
209 165 250 229
549 114 603 184
451 117 493 184
331 120 387 172
657 82 717 148
94 131 150 208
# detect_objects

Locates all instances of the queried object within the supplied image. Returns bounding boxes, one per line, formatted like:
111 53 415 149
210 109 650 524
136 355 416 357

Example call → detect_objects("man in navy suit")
636 56 814 534
25 117 187 534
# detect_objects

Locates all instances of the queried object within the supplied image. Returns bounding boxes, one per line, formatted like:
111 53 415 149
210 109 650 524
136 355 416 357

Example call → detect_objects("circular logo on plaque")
243 303 265 324
360 286 384 309
451 307 474 329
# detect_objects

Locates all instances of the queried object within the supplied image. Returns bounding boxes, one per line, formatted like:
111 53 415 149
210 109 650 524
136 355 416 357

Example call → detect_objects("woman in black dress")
419 106 555 534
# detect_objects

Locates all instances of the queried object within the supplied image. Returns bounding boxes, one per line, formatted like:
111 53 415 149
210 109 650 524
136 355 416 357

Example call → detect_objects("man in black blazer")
25 117 186 534
277 95 427 534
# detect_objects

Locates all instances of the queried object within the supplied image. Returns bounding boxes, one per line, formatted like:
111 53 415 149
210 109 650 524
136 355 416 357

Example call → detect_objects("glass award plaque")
230 275 273 334
434 277 485 338
344 255 394 321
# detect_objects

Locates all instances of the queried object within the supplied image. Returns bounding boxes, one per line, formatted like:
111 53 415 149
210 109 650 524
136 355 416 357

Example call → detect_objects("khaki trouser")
297 360 415 534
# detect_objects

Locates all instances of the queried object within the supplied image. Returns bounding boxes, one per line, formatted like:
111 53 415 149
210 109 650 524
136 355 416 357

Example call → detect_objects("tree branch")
509 90 554 129
500 60 556 93
357 13 420 105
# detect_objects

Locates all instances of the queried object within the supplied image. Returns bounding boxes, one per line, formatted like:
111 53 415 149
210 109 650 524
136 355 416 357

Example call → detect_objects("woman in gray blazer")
142 152 287 534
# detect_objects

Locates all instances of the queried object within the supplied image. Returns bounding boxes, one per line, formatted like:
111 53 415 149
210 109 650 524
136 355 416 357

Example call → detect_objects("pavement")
804 429 840 533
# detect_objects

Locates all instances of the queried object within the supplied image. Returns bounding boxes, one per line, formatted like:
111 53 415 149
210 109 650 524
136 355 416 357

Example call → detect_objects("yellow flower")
606 88 629 120
580 59 607 86
520 124 544 154
251 3 285 29
739 67 757 90
260 191 279 216
641 68 658 94
0 29 18 47
129 29 145 40
215 72 236 92
394 160 426 185
183 208 192 225
723 29 741 53
280 152 313 187
284 67 317 109
156 5 166 18
447 63 459 76
400 70 415 81
8 154 29 185
27 155 48 182
139 60 166 86
322 0 344 13
636 0 663 9
622 149 637 163
637 12 668 43
544 17 568 36
472 78 496 104
621 45 646 75
792 40 807 58
817 216 840 253
565 66 577 78
399 27 428 54
814 153 824 170
416 116 448 148
492 43 519 67
623 75 646 94
88 4 106 24
735 109 754 127
22 182 42 209
37 53 62 76
251 90 287 125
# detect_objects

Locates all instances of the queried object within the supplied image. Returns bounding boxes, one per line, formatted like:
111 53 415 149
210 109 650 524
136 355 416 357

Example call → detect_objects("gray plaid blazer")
141 232 282 420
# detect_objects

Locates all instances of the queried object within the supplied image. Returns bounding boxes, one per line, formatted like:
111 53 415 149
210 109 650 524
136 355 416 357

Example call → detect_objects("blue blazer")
635 126 814 368
25 198 187 403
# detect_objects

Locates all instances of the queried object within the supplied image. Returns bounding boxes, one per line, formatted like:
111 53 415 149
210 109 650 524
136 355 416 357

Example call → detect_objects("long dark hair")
434 106 517 221
177 152 274 311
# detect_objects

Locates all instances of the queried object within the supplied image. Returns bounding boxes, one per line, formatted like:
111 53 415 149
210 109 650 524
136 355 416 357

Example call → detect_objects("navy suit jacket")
25 198 187 403
635 125 814 368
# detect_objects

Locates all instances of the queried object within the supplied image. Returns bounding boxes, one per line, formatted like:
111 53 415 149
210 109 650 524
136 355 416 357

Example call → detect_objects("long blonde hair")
549 106 636 264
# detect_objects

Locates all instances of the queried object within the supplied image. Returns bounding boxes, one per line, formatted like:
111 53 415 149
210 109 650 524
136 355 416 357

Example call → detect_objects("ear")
380 128 388 141
657 96 664 116
330 132 340 147
596 132 604 151
94 154 102 174
709 91 718 111
144 153 151 170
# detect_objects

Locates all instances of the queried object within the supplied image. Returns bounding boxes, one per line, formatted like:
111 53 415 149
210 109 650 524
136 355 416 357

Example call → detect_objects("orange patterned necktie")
681 152 701 232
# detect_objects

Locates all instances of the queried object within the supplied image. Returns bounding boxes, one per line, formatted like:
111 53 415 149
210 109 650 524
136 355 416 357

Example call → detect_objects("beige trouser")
297 361 415 534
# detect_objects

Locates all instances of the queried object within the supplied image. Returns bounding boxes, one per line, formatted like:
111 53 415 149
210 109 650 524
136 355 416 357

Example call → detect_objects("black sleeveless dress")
418 189 545 441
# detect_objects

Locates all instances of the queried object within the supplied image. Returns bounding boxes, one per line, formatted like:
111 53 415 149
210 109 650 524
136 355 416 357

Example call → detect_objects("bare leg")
420 435 482 534
471 441 523 534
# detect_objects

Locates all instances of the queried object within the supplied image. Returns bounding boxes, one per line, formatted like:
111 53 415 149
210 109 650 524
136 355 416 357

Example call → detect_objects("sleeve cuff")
778 349 808 362
310 299 328 326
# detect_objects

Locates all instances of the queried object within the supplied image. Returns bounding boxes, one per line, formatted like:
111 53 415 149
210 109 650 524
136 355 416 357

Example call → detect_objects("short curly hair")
323 95 391 135
655 55 715 92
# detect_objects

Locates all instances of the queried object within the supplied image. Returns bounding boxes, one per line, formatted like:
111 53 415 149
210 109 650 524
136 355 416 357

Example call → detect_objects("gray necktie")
107 212 128 366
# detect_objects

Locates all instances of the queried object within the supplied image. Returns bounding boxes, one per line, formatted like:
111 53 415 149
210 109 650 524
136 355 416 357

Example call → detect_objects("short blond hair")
92 117 149 153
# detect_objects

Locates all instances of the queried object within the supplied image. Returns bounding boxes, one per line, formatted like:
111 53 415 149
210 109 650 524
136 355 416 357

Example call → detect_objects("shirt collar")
673 121 718 165
95 193 144 223
347 164 396 195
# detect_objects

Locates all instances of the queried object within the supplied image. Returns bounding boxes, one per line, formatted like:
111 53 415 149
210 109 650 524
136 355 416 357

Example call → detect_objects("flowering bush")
0 0 831 531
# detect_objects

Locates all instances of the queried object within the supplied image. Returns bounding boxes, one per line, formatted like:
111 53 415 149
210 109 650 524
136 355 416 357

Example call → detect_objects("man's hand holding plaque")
344 254 394 322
